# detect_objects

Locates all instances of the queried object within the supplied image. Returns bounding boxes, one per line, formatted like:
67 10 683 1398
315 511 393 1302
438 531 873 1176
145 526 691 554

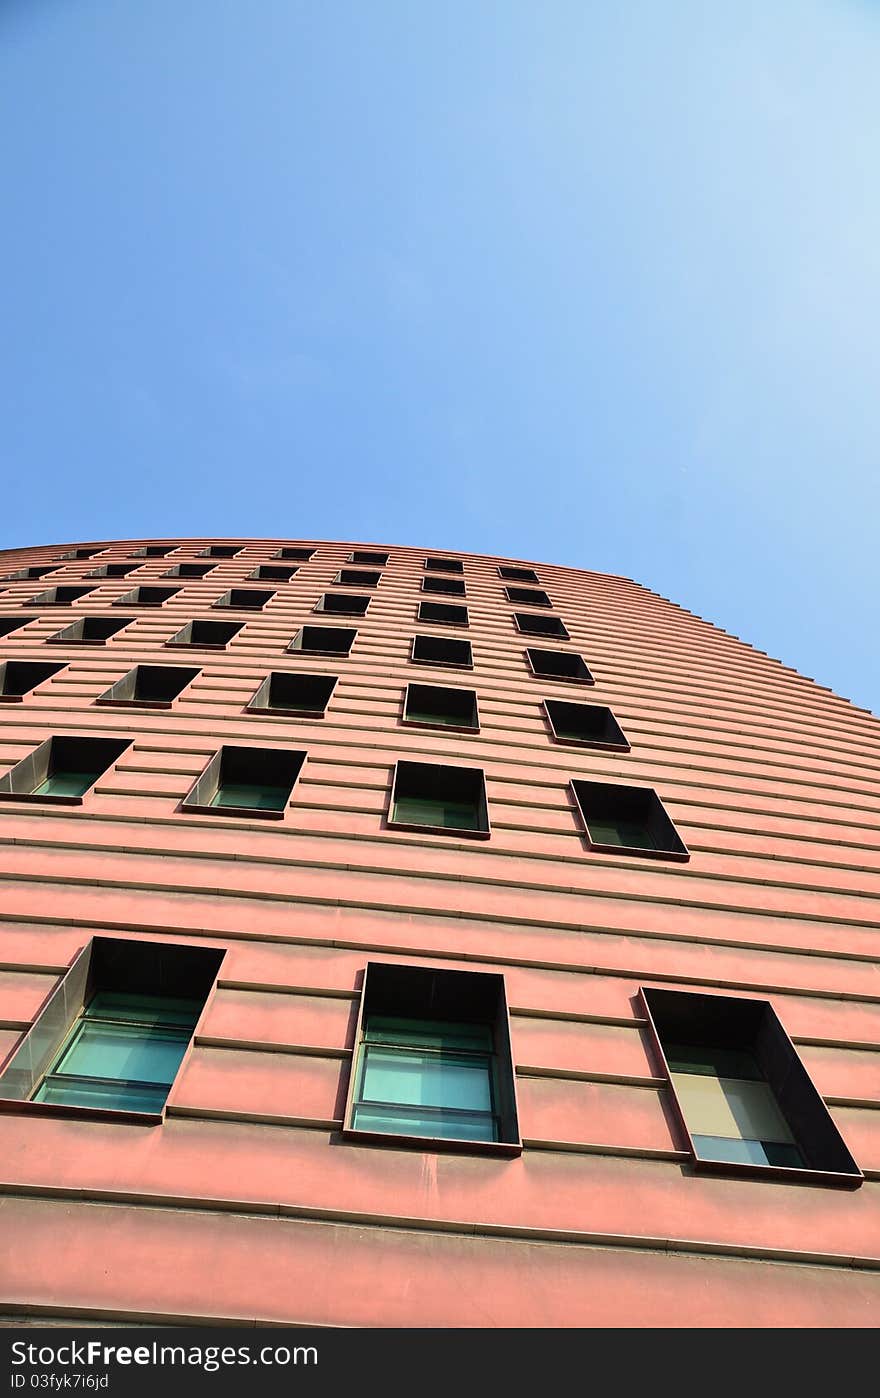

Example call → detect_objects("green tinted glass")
211 783 288 810
33 771 99 798
352 1104 498 1141
692 1135 805 1168
587 817 656 849
393 795 478 829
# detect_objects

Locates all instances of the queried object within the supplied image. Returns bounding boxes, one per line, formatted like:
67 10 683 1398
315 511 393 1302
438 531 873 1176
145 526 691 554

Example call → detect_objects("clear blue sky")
2 2 879 711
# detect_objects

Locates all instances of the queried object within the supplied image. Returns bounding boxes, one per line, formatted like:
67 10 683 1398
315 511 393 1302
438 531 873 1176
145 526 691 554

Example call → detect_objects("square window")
388 760 489 838
499 565 539 583
26 586 95 607
526 647 594 684
288 625 356 657
0 661 64 703
544 700 629 750
425 558 464 575
0 616 36 640
273 547 314 561
56 548 104 561
334 569 381 587
47 616 134 645
96 665 199 709
0 736 131 805
0 566 59 582
514 612 568 638
128 545 176 558
213 589 274 611
642 987 863 1185
247 672 337 718
115 586 180 608
348 550 389 566
403 683 479 732
163 563 216 579
410 634 473 669
422 576 466 597
315 593 370 616
0 936 224 1120
248 564 297 582
167 619 243 650
571 780 689 860
199 545 243 558
505 586 552 608
417 601 469 628
343 962 521 1156
182 745 306 819
86 563 139 578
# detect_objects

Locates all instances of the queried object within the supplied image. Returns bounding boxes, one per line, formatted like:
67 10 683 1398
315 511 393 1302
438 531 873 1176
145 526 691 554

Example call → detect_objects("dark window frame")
246 672 338 719
410 634 474 670
46 616 134 646
212 588 275 612
114 586 180 609
498 565 539 583
198 545 243 558
505 586 552 608
181 744 307 821
288 625 357 657
166 619 244 651
570 779 689 861
162 563 217 579
543 699 630 752
402 682 479 734
387 759 491 840
333 569 382 588
424 558 464 575
421 576 467 598
273 547 315 561
314 593 370 617
0 735 132 806
348 550 389 566
25 586 96 608
247 564 297 582
525 648 594 685
416 600 469 629
0 660 65 704
96 665 200 711
513 612 569 639
0 616 38 640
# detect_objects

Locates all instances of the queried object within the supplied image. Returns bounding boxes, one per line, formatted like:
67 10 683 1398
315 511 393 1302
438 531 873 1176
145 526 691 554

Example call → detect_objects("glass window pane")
665 1044 762 1080
692 1135 805 1169
361 1046 493 1113
34 771 98 798
86 991 202 1029
211 783 288 810
407 708 464 727
352 1103 498 1142
53 1020 190 1086
35 1076 170 1114
587 817 656 849
673 1072 796 1144
393 795 478 829
365 1017 493 1051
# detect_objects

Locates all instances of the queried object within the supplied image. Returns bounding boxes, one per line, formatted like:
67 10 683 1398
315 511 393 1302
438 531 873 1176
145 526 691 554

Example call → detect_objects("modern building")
0 537 877 1327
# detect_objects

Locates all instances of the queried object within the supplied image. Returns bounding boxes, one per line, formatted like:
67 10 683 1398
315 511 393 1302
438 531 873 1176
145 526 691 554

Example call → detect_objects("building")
0 536 877 1327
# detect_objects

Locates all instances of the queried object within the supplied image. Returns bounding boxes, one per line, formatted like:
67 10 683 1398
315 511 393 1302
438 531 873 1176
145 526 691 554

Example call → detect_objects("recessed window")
334 569 381 588
183 745 306 819
0 936 224 1119
525 647 594 684
0 735 131 804
410 634 473 669
0 616 36 640
505 586 551 608
273 546 314 561
56 548 104 561
343 962 521 1156
348 550 389 566
213 588 274 611
422 576 466 597
571 780 689 861
26 586 95 607
388 760 489 838
425 558 463 575
86 563 139 578
514 612 568 638
96 665 199 709
162 562 216 578
544 700 629 750
199 545 243 558
417 601 469 628
248 564 297 582
128 545 176 558
499 565 539 583
642 987 863 1185
247 672 337 717
167 619 243 650
403 683 478 732
288 625 356 657
315 593 370 617
47 616 133 645
0 661 64 703
0 565 59 581
115 586 180 608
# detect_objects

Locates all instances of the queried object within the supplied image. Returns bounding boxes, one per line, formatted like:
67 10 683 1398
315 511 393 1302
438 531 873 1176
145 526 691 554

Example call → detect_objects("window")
505 586 551 608
96 665 199 709
128 545 176 558
199 545 242 558
641 987 863 1185
182 745 306 818
248 564 297 582
348 550 388 566
544 700 629 750
314 592 370 617
388 760 489 838
417 601 469 628
26 586 95 607
570 780 689 860
425 558 463 575
514 612 568 638
499 565 539 583
0 661 64 703
273 546 314 561
334 569 381 588
247 672 337 717
167 619 243 650
115 586 180 608
288 625 356 657
410 634 473 669
343 962 520 1155
0 936 224 1119
403 683 478 731
526 647 594 684
0 566 59 581
0 736 131 804
86 563 138 578
421 576 466 598
212 588 274 611
47 616 133 645
162 562 216 578
0 616 36 640
56 548 104 561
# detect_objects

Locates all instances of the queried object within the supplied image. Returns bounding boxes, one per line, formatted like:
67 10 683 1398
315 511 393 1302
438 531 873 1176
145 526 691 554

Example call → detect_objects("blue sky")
2 2 879 710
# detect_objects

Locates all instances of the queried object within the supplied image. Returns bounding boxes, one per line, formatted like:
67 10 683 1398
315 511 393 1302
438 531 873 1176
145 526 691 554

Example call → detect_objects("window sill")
583 837 690 863
0 791 85 806
96 698 174 710
401 718 480 735
245 705 327 719
0 1097 163 1127
690 1154 863 1189
342 1126 522 1158
550 734 631 752
386 817 490 840
181 801 286 820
